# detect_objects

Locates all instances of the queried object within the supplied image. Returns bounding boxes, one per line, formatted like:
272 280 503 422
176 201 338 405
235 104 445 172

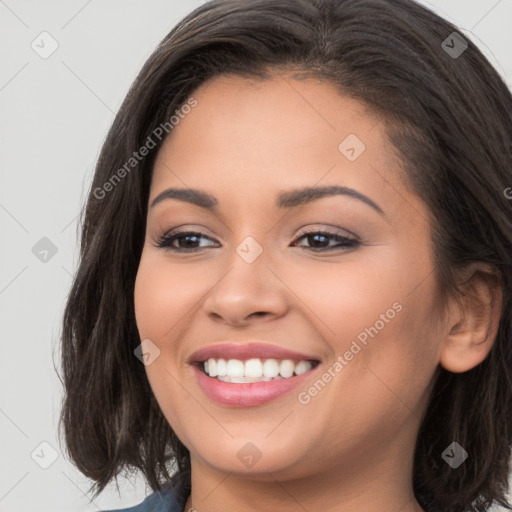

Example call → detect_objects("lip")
188 342 322 408
192 363 321 407
188 342 321 364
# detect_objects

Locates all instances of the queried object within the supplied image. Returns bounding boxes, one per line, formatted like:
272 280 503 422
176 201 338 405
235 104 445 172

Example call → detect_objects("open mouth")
196 357 321 383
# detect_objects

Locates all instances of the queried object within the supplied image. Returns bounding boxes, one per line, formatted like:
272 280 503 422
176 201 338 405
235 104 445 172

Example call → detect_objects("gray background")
1 1 511 511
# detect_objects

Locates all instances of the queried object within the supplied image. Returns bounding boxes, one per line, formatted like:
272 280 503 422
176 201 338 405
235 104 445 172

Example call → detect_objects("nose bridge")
222 232 271 297
234 234 266 266
202 231 288 323
221 203 273 268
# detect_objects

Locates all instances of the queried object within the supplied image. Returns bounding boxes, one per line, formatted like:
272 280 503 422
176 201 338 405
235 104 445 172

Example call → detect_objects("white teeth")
208 358 217 377
279 360 295 378
262 359 280 378
244 358 263 378
216 358 227 376
217 375 272 383
295 360 312 375
226 359 245 377
202 357 316 381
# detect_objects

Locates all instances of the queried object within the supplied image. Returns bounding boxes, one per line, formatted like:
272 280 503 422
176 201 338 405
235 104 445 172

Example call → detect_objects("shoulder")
102 480 188 512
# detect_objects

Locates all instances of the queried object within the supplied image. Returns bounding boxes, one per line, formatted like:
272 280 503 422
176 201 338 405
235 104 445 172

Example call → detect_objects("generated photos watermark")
298 301 403 405
93 96 198 200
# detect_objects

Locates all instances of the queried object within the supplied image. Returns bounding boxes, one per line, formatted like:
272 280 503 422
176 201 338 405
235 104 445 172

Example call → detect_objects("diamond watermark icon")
236 236 263 264
31 441 59 469
32 237 58 263
237 442 263 468
441 441 468 469
338 134 366 161
31 31 59 59
442 32 468 59
134 339 161 366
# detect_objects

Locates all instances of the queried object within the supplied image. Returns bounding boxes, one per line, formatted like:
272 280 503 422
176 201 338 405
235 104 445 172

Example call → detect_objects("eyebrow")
150 185 385 216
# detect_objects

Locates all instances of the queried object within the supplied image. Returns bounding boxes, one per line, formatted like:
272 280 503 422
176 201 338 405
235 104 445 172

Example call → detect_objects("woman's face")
134 73 445 482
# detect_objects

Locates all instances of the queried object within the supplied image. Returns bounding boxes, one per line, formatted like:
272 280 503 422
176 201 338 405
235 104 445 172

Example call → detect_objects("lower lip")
192 364 319 407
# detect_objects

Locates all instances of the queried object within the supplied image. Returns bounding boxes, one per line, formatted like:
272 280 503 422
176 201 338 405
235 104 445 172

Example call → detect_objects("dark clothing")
102 475 443 512
102 480 188 512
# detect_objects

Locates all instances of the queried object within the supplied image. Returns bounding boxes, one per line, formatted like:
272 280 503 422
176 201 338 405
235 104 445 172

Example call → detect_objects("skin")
134 72 502 512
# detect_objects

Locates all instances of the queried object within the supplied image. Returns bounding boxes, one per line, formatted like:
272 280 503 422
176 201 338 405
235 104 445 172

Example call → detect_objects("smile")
201 357 319 383
188 342 322 407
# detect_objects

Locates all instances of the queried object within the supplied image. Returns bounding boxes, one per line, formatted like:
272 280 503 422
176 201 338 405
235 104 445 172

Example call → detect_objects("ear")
439 262 502 373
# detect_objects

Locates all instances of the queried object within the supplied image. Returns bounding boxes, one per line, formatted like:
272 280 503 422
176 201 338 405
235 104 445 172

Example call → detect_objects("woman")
58 0 512 511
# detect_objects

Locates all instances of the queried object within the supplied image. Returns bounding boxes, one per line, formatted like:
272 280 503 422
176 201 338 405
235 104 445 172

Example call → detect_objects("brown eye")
155 230 219 252
292 230 360 252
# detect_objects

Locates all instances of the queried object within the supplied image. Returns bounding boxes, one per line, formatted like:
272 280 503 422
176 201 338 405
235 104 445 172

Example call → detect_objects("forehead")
150 73 427 224
156 73 383 162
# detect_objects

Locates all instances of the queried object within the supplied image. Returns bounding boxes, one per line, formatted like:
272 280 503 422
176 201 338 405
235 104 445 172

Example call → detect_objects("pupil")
183 235 199 247
310 234 327 247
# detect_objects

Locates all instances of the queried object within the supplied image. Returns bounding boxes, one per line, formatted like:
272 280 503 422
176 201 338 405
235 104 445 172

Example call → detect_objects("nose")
202 246 289 327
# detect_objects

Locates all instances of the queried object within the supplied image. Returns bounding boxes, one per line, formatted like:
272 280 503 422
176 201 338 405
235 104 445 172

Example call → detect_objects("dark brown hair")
58 1 512 511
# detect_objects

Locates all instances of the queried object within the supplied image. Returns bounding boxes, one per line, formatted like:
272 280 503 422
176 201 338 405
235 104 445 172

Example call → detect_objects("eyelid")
157 224 358 242
295 224 359 240
159 224 217 240
154 225 361 253
152 227 219 249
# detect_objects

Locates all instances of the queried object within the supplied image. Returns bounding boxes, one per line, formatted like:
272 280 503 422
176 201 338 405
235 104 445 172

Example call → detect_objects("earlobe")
439 263 502 374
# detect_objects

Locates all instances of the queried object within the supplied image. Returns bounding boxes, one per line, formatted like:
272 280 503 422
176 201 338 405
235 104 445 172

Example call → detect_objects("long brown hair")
58 1 512 511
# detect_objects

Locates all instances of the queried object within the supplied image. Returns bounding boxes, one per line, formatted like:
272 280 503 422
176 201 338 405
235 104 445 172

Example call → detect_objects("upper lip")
188 342 321 363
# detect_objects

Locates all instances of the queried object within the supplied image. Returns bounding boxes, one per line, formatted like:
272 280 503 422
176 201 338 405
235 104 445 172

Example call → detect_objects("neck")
183 437 425 512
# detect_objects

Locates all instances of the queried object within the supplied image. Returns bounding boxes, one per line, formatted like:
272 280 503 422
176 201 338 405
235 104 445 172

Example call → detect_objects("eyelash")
155 228 360 253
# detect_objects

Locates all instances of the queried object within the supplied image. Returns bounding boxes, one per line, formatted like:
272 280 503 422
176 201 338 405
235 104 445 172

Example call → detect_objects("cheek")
279 247 416 346
329 276 441 422
282 246 440 397
134 252 199 344
133 253 199 440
